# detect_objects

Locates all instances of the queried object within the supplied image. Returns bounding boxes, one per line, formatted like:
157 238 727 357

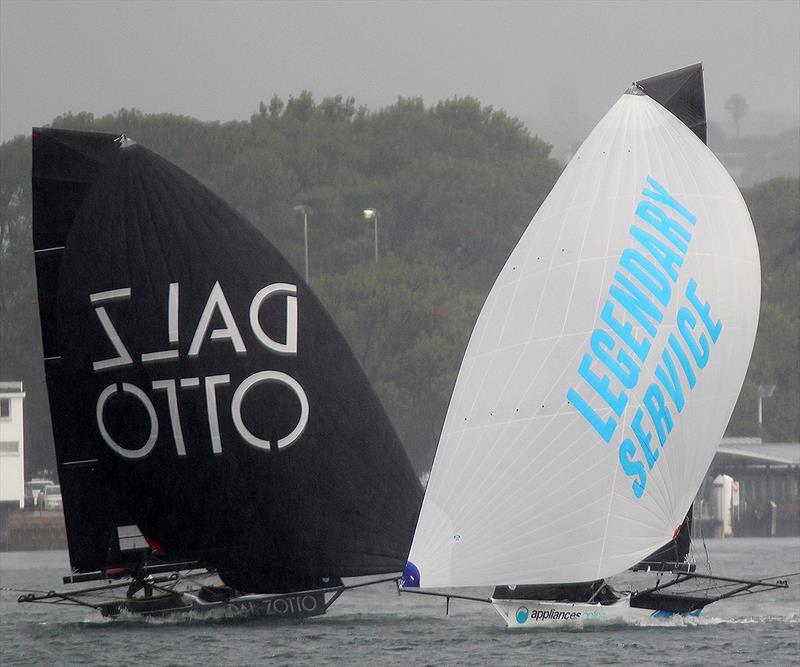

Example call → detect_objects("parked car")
41 484 62 511
24 478 54 509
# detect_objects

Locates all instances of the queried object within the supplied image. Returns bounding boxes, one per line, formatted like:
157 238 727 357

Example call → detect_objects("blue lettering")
655 347 685 413
630 226 684 282
643 176 697 225
643 383 673 446
619 439 646 498
567 387 616 443
569 177 712 493
677 306 710 369
685 279 722 343
632 408 659 470
590 329 640 389
600 300 651 362
578 353 627 416
619 248 671 306
635 200 691 253
610 272 663 337
668 332 697 389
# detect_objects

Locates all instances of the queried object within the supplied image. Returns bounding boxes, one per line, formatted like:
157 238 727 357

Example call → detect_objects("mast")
634 63 705 568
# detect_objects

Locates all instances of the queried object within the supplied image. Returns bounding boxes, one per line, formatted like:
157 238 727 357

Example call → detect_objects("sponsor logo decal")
566 176 723 499
517 606 583 623
239 592 322 616
401 561 421 588
89 281 308 459
263 593 320 616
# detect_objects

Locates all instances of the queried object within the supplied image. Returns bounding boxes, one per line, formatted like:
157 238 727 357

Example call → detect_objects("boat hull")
98 589 329 619
491 595 701 629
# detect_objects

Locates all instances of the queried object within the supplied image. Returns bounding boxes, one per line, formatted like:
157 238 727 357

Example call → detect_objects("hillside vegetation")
1 94 797 472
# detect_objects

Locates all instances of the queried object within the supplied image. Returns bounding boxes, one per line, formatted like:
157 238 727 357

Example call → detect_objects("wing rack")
630 571 794 613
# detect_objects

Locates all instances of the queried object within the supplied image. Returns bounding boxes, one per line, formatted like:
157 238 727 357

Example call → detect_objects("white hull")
491 595 701 629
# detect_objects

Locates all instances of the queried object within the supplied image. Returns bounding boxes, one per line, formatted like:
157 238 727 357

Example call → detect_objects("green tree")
313 256 483 468
726 177 799 440
725 93 749 138
0 94 561 471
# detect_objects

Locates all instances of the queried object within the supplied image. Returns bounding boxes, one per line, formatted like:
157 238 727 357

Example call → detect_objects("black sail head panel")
636 63 707 144
32 129 423 591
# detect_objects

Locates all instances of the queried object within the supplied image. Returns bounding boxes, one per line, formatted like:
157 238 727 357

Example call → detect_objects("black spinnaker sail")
33 128 423 593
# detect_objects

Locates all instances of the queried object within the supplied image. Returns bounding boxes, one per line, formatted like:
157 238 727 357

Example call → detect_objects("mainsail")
32 128 423 592
404 72 759 589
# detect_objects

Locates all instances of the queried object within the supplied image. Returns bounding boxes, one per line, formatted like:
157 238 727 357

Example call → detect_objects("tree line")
0 93 797 473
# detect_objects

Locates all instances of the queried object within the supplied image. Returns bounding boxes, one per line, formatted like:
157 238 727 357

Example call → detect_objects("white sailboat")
401 65 790 627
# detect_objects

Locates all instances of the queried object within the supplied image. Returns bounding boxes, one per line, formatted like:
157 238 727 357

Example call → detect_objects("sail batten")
406 84 759 589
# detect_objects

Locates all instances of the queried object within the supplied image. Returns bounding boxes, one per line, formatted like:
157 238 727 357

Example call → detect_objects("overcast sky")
1 0 798 143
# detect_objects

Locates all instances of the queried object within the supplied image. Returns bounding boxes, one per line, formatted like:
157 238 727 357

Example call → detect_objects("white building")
0 381 26 508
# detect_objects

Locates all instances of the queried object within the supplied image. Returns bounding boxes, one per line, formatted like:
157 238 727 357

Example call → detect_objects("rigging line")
397 586 491 605
648 104 712 536
700 492 712 579
644 101 684 521
660 109 706 520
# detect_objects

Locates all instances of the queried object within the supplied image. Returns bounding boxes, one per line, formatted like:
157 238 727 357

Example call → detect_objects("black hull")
98 589 329 619
629 591 707 613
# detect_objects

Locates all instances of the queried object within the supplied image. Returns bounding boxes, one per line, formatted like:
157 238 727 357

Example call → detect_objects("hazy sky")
1 0 798 142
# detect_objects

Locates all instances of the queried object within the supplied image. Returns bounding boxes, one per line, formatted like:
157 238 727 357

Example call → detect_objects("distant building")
695 437 800 537
0 381 26 508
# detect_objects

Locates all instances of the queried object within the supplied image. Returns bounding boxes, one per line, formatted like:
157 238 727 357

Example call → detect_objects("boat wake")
74 604 313 627
692 613 800 626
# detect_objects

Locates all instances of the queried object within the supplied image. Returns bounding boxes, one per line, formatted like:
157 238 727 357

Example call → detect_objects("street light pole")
757 384 777 432
293 205 313 282
363 208 379 262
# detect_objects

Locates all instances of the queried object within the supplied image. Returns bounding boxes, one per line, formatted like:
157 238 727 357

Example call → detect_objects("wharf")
0 509 67 551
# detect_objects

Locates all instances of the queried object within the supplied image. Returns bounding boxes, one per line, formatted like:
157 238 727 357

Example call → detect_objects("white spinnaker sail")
406 92 760 589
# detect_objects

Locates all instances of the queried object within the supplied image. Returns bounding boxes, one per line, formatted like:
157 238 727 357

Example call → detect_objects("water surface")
1 538 798 665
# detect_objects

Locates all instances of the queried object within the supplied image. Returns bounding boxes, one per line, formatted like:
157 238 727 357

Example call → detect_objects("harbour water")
1 538 798 666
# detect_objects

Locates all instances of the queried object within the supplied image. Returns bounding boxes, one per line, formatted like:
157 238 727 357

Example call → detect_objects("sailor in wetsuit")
126 575 154 599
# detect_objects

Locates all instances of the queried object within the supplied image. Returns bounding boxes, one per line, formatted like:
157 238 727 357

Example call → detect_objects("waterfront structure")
695 437 800 537
0 381 26 508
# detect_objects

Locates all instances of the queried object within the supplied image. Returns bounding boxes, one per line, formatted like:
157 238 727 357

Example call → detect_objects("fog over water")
1 0 798 147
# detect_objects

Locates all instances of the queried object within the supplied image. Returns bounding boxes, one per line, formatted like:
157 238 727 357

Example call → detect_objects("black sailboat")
21 128 423 617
